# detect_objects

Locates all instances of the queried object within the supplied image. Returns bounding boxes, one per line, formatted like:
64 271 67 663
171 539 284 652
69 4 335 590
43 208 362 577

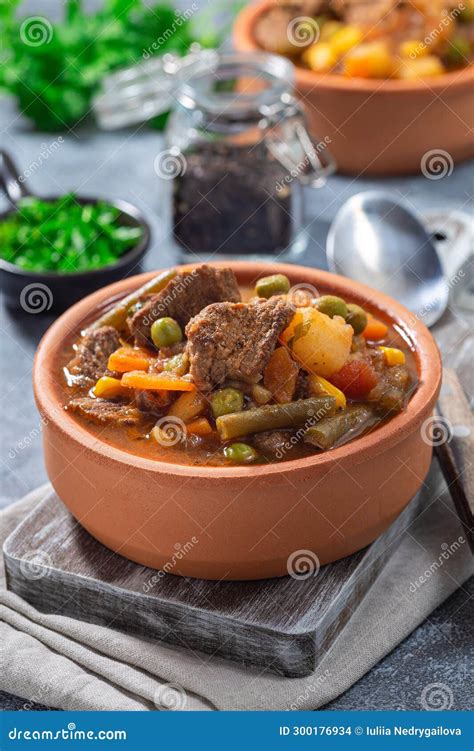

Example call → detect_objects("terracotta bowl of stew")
33 262 441 580
233 0 474 175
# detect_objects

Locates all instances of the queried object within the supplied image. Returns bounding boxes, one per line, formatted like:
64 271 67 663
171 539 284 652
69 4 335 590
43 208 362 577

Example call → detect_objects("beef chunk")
333 0 394 25
134 390 171 414
67 397 142 426
254 2 334 54
129 265 241 346
253 430 294 460
185 298 294 391
66 326 120 387
368 365 413 414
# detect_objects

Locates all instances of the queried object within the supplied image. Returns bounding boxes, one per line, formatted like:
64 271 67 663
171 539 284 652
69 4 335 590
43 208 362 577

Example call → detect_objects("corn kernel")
330 25 363 58
399 39 428 59
93 376 129 399
308 374 347 408
320 21 343 42
344 42 394 78
399 55 445 79
303 42 338 73
378 347 406 366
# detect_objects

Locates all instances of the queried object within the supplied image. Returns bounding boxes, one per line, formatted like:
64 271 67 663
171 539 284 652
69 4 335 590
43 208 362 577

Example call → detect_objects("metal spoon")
328 191 473 550
326 190 449 328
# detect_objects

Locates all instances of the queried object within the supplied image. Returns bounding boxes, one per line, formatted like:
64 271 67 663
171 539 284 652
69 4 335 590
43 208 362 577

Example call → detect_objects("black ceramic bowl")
0 151 151 313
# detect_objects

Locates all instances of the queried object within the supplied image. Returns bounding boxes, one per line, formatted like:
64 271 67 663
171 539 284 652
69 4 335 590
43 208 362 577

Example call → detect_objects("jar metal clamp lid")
92 49 336 185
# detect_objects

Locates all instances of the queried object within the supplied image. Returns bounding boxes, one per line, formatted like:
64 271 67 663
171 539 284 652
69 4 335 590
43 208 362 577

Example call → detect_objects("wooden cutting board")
4 490 421 677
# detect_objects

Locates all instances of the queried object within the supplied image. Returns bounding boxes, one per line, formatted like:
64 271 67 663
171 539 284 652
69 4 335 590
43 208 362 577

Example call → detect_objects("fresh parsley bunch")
1 0 228 132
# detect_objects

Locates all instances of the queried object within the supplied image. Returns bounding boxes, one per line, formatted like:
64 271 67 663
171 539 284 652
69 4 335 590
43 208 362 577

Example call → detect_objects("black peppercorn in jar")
167 53 334 261
93 50 334 261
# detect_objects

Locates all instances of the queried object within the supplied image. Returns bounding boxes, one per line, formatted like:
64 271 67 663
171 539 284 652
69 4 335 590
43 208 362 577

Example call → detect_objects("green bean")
304 405 375 450
90 268 176 332
151 317 182 348
224 443 259 464
345 303 368 335
211 388 244 418
459 4 474 22
316 295 348 319
255 274 290 299
445 38 470 66
216 397 336 441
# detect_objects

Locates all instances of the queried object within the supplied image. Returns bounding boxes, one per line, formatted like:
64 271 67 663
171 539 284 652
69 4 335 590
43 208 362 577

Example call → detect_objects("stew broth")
58 266 418 467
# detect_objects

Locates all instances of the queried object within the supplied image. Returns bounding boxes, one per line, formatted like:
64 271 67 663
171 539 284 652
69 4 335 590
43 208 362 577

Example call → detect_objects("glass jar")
168 52 334 261
93 50 335 261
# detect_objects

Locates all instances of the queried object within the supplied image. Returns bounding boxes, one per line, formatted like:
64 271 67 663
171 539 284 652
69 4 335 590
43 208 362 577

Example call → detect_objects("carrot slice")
186 417 213 436
362 314 388 341
108 347 152 373
122 371 196 391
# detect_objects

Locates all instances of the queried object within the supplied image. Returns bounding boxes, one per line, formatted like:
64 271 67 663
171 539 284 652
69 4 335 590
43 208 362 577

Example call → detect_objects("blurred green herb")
0 194 144 273
1 0 244 132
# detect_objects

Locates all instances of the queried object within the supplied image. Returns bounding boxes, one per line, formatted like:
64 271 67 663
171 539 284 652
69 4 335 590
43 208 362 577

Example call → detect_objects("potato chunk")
281 307 353 378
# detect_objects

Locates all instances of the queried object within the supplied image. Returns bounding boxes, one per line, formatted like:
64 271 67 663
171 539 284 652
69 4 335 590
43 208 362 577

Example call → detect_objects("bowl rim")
233 0 474 94
33 261 442 479
0 194 151 281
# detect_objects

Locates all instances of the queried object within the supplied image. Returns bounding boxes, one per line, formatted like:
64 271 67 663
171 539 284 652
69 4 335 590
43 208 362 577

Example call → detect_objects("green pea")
211 387 244 418
150 317 183 348
163 352 189 375
345 303 368 335
459 4 474 22
255 274 291 299
316 295 348 319
445 38 470 66
224 443 259 464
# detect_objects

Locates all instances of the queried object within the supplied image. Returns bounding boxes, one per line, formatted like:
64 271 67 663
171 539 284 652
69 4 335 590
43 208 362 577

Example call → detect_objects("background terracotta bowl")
34 262 441 580
233 0 474 175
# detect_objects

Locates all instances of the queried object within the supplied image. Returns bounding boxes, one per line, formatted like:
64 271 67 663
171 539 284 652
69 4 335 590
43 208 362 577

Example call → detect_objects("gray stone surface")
1 15 473 709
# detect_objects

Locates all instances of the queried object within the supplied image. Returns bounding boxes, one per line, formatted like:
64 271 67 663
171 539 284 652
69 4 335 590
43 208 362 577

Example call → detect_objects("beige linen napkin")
1 463 473 712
